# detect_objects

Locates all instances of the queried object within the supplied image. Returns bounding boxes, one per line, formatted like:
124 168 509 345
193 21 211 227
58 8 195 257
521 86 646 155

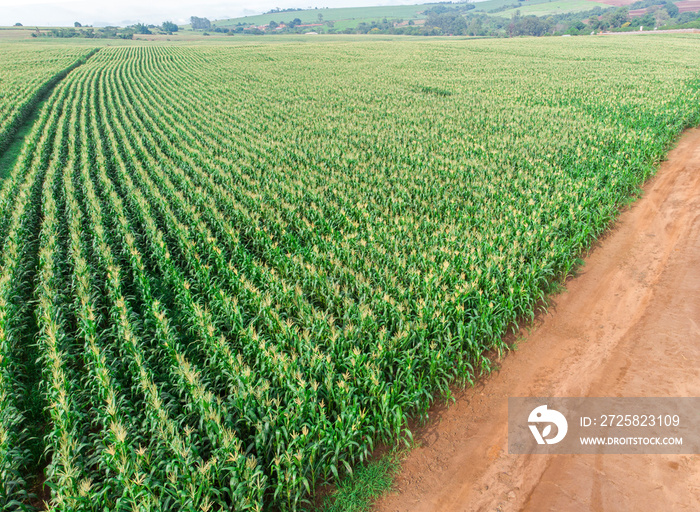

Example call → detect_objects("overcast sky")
0 0 438 27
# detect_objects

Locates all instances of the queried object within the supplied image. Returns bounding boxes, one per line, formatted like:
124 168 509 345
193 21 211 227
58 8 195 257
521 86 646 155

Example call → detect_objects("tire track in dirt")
375 128 700 512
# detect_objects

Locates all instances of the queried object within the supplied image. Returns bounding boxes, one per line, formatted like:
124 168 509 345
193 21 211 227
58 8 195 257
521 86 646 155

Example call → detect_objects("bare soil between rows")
375 128 700 512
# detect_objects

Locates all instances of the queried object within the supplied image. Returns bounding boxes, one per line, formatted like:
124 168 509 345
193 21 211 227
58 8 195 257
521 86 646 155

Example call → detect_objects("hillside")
213 4 435 28
492 0 605 17
210 0 584 29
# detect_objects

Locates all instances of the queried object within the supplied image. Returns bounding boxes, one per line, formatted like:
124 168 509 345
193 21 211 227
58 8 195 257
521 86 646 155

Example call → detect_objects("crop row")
0 46 95 157
0 38 699 510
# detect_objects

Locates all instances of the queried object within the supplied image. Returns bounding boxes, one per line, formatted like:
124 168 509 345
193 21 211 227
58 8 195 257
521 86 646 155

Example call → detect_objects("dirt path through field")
375 128 700 512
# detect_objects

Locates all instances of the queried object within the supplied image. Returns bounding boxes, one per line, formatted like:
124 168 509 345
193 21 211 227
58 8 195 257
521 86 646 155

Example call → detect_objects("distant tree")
604 7 630 27
426 5 452 15
269 20 279 29
49 27 80 38
318 13 324 22
14 22 22 26
638 11 654 26
467 17 483 35
587 16 601 29
566 19 586 34
133 23 151 34
74 21 82 27
654 8 670 24
509 15 551 36
162 21 178 33
676 10 700 23
664 1 679 17
426 12 468 34
190 16 211 30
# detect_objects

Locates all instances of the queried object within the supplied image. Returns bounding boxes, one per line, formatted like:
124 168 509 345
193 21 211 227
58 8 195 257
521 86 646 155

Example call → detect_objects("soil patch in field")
374 128 700 512
676 0 700 12
587 0 638 6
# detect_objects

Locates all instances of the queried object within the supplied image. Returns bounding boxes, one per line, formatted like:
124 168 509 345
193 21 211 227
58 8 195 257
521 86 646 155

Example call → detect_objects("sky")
0 0 433 27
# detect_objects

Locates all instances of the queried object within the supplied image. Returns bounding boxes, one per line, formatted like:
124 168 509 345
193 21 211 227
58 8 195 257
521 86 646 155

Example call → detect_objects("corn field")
0 46 95 157
1 36 699 511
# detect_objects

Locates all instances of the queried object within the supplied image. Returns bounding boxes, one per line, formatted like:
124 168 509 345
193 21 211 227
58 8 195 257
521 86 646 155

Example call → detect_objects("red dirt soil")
587 0 638 7
630 1 700 16
676 0 700 13
374 128 700 512
629 8 649 16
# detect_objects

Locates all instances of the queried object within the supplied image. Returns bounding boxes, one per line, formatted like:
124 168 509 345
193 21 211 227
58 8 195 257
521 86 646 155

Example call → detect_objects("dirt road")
375 128 700 512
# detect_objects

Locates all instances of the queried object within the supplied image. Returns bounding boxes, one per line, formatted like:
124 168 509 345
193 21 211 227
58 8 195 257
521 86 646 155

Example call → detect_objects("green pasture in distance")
493 0 607 17
213 3 441 27
471 0 558 12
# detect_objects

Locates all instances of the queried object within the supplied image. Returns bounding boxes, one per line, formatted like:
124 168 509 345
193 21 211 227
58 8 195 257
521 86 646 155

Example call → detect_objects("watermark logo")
528 405 568 445
510 398 697 454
